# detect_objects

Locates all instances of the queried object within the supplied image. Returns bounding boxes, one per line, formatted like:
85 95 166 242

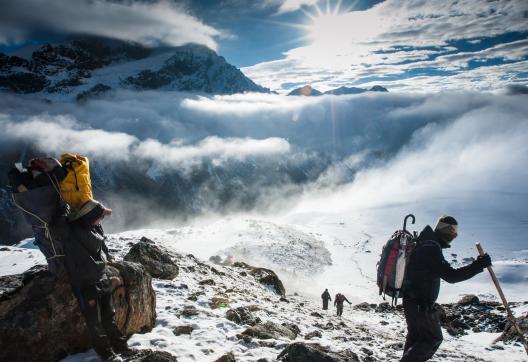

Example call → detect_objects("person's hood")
417 225 450 248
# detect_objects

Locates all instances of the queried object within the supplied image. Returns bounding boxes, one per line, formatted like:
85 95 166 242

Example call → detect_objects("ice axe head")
403 214 415 233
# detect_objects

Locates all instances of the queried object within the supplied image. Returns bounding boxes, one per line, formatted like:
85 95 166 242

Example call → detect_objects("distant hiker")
321 289 331 310
334 292 351 316
8 155 127 361
401 215 491 362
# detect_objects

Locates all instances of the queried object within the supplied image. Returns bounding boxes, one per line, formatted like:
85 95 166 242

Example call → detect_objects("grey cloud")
0 0 220 49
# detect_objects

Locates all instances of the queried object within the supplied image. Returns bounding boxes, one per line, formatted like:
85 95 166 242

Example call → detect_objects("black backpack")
376 214 417 305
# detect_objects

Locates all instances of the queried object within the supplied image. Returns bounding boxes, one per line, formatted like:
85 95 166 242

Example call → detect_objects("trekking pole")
475 242 528 356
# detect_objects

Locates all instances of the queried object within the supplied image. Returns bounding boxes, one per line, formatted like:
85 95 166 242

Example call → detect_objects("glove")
473 253 492 270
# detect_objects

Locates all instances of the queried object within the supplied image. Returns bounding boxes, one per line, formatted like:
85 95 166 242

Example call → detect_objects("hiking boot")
99 348 117 361
111 339 130 354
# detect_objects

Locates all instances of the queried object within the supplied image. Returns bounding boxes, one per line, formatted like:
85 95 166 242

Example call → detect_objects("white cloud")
243 0 528 93
0 112 291 168
0 0 220 49
276 0 319 14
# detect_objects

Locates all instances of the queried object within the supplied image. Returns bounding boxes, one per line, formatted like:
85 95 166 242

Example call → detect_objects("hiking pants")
323 300 329 310
336 303 343 316
74 278 127 358
401 298 443 362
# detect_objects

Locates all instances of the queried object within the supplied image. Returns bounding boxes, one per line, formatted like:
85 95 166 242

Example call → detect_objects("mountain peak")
287 85 322 96
0 37 269 99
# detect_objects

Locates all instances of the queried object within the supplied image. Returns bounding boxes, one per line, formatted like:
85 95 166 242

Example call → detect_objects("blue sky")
0 0 527 93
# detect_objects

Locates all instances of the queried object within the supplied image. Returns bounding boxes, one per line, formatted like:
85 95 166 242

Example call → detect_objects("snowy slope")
1 228 526 362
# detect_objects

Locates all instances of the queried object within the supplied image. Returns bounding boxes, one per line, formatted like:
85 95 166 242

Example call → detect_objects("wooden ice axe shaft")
475 242 528 356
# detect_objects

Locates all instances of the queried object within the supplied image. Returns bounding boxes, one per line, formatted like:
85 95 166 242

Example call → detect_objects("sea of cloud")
1 90 527 251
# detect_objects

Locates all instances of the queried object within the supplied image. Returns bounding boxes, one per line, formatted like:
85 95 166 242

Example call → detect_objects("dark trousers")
74 278 127 359
323 300 329 310
401 298 443 362
336 303 344 316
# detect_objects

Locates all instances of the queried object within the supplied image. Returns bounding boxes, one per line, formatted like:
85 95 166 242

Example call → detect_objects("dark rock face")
124 44 268 94
0 261 156 362
226 306 260 326
242 321 296 340
124 237 179 279
214 352 236 362
277 342 360 361
233 262 286 297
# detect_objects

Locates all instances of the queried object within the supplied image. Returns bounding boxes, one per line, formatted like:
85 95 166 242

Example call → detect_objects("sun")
305 1 349 45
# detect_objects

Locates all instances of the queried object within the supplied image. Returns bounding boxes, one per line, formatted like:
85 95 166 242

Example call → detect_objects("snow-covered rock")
0 261 156 362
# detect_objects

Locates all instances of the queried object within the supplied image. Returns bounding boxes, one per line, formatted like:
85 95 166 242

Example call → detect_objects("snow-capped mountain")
287 84 388 96
0 37 269 100
287 85 323 96
324 85 388 95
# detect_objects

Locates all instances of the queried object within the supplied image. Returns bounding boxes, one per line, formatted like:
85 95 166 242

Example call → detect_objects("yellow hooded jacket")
59 153 93 210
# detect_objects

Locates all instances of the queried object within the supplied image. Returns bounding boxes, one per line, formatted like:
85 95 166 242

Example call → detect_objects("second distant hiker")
334 292 352 317
321 289 331 310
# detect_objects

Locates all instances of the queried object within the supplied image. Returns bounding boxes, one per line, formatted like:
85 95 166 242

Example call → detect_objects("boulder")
214 352 236 362
233 262 285 297
282 322 301 337
457 294 479 305
304 330 322 340
353 302 371 311
209 295 230 309
124 237 179 279
0 261 156 362
226 306 260 326
375 302 391 313
277 342 359 361
242 321 296 340
173 325 195 336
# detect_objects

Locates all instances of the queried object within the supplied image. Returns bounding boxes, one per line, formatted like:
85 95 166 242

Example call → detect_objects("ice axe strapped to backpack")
376 214 417 306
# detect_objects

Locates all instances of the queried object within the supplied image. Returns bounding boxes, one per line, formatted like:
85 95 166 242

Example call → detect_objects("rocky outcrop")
304 330 322 340
120 349 178 361
226 306 261 326
214 352 236 362
497 314 528 343
124 237 179 279
0 261 156 362
242 321 296 340
277 342 360 361
233 262 286 297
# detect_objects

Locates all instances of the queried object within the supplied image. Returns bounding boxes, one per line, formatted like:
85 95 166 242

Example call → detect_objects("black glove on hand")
473 253 492 270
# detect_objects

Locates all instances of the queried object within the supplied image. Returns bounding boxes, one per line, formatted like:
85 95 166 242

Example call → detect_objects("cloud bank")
0 0 220 49
244 0 528 93
1 90 527 243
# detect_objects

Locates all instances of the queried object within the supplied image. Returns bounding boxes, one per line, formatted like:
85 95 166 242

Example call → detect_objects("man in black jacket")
401 215 491 362
321 289 331 310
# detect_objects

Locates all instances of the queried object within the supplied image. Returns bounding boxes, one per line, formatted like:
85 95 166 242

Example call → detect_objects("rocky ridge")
0 37 269 99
